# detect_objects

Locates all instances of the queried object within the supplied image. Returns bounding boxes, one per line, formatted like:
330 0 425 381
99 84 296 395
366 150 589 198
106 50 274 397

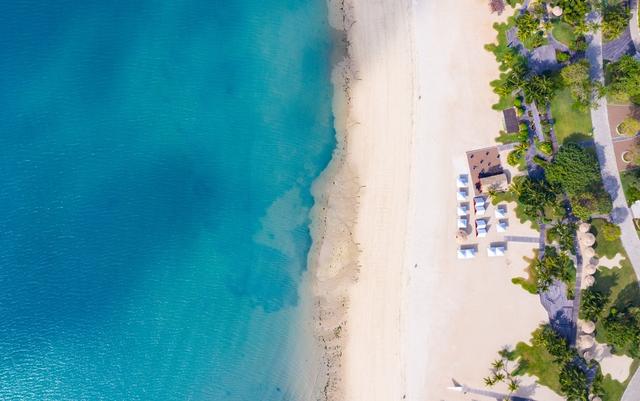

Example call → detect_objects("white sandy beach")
308 1 562 401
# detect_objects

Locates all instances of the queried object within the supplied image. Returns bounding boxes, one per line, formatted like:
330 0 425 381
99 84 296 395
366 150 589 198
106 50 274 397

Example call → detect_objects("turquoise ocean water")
0 1 335 400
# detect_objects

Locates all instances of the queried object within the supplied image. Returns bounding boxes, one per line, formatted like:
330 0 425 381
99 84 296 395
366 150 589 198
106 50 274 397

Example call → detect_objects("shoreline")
304 0 358 399
306 1 553 400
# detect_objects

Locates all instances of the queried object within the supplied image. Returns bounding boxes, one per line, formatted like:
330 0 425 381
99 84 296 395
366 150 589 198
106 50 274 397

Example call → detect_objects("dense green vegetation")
550 87 593 144
555 0 591 28
514 325 593 399
516 12 546 49
561 60 603 111
486 18 520 109
547 220 577 253
606 55 640 104
581 287 609 322
621 169 640 205
534 246 576 294
602 3 631 42
592 218 629 262
545 144 613 220
510 175 560 224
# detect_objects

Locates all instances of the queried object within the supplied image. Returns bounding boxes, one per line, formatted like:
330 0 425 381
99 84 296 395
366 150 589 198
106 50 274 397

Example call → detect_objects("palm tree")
491 359 505 370
508 378 520 393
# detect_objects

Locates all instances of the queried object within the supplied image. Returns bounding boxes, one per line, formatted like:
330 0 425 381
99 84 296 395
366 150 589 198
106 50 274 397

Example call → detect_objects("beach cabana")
583 275 595 288
580 232 596 247
583 247 596 259
457 218 468 229
580 320 596 334
477 227 487 238
584 264 597 275
457 248 476 259
473 196 486 207
577 334 595 350
475 204 486 216
457 204 469 216
579 222 591 233
487 245 505 257
496 219 508 233
456 174 468 188
494 204 507 218
476 219 487 229
457 188 468 201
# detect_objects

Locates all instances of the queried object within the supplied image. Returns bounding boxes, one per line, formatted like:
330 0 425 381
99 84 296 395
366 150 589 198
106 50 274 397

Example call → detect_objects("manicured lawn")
495 131 521 144
513 328 563 396
591 246 639 357
550 87 594 144
552 20 576 47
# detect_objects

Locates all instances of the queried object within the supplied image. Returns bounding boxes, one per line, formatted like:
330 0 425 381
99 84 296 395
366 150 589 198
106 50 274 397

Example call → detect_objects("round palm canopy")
583 247 596 259
579 222 591 233
583 275 595 288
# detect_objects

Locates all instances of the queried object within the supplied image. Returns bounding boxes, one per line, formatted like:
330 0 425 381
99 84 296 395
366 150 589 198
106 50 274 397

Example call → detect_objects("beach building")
494 204 507 218
502 107 519 134
457 203 469 216
487 245 506 257
457 174 469 187
466 146 505 194
496 219 508 233
457 247 477 259
479 172 509 193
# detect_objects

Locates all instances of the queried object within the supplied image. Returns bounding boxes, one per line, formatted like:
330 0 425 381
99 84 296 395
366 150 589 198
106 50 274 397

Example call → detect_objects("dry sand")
307 1 558 400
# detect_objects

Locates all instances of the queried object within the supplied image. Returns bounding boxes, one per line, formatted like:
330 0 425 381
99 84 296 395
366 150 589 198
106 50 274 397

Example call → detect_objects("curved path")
586 12 640 401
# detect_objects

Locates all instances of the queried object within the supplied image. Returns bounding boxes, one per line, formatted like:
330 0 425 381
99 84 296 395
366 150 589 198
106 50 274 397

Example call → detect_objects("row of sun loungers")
457 244 507 259
456 174 507 258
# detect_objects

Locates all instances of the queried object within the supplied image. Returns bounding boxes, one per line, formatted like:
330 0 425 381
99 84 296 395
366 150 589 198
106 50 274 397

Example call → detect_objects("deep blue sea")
0 1 335 400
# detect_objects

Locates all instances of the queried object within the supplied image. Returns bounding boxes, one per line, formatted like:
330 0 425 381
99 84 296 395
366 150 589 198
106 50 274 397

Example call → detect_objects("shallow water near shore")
0 0 335 399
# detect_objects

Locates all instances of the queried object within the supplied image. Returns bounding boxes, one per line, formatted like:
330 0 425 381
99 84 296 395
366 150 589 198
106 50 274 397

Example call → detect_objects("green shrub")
618 117 640 136
507 149 523 166
556 51 570 63
539 141 553 155
601 221 621 241
628 185 640 203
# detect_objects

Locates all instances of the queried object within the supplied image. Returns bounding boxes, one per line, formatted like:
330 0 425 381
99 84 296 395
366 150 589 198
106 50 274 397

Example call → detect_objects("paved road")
586 13 640 401
504 235 540 243
631 0 640 54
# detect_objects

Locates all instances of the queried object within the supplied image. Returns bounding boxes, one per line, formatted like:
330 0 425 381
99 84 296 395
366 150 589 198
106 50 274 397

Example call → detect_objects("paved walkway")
504 235 540 243
586 13 640 400
631 0 640 54
447 379 536 401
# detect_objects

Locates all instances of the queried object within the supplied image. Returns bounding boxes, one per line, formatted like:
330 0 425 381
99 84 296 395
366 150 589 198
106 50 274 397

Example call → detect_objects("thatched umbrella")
591 397 602 401
583 247 596 259
583 349 595 362
580 320 596 334
579 222 591 233
583 275 595 288
551 6 563 17
578 334 595 350
581 233 596 247
590 257 600 266
584 264 597 275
